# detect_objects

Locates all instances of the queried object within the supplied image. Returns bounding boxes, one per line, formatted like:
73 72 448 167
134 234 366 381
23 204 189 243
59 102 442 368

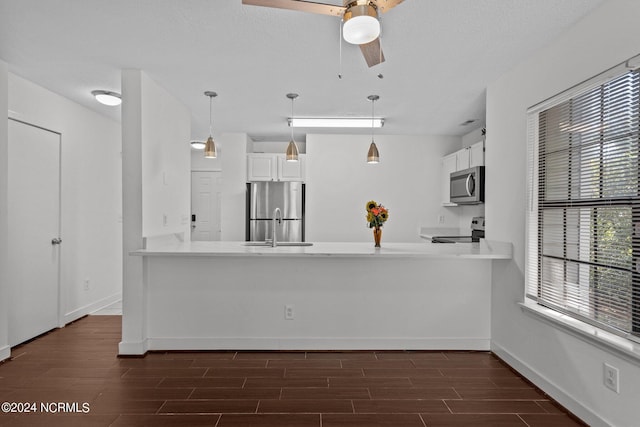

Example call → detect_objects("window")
527 59 640 342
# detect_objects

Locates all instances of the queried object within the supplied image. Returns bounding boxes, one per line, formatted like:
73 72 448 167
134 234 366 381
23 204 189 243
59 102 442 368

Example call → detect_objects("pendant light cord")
209 95 213 136
290 96 295 142
371 97 375 142
338 19 343 79
378 17 382 65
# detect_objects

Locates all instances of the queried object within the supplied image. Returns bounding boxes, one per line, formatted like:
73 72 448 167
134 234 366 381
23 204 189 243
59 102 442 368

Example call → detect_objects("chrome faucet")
272 207 282 247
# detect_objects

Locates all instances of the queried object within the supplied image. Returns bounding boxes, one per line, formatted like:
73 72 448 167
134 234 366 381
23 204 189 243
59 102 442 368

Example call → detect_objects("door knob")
51 238 62 245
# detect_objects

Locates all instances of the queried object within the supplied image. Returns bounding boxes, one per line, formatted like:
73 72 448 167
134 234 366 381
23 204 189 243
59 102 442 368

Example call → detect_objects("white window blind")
526 60 640 342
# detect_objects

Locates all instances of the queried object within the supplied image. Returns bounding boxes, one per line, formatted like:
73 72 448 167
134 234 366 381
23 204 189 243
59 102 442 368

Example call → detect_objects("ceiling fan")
242 0 405 67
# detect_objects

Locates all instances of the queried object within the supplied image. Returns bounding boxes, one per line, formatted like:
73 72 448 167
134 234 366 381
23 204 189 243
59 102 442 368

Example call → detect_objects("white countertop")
131 240 512 259
419 227 469 240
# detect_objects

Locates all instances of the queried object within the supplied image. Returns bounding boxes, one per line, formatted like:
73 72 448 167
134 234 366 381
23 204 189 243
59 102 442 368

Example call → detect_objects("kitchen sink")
243 242 313 247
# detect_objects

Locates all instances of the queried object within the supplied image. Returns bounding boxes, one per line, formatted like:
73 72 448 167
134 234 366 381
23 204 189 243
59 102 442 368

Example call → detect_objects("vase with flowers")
365 200 389 247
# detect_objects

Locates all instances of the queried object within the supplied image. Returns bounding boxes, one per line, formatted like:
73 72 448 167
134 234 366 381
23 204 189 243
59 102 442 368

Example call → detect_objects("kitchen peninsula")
119 240 511 356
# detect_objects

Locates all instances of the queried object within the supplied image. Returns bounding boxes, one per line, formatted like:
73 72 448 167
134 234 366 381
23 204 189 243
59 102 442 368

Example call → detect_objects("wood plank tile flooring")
0 316 586 427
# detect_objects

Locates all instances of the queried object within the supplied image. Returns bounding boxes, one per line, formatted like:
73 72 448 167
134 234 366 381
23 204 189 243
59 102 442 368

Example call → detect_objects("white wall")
0 60 9 360
4 73 122 327
120 69 191 354
306 134 460 242
220 133 249 241
139 75 191 238
487 1 640 426
461 126 484 148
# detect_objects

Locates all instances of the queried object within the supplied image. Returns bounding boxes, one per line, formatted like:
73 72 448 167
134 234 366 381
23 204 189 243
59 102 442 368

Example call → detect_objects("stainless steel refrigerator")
246 182 305 242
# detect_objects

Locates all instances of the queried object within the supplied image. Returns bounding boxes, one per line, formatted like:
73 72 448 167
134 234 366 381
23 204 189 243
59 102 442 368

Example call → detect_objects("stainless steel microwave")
450 166 485 204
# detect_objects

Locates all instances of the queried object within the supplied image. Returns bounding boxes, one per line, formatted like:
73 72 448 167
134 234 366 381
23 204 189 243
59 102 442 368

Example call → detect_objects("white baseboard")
63 292 122 324
491 341 609 427
0 345 10 362
146 337 490 351
118 339 149 356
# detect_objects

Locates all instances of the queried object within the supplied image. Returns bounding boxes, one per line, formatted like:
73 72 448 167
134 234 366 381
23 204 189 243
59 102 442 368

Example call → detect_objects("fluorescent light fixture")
288 117 384 128
91 90 121 106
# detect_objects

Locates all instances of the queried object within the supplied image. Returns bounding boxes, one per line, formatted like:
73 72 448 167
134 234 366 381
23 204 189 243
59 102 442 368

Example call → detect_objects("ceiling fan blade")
242 0 344 16
371 0 404 14
359 38 385 67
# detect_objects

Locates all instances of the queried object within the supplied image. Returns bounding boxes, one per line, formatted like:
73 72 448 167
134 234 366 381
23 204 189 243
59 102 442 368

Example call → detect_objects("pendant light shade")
367 141 379 163
204 136 216 158
286 93 299 162
204 91 218 159
367 94 380 164
286 139 299 161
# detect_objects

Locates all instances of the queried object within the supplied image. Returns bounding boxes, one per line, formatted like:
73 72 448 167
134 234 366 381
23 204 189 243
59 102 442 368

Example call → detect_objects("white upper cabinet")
247 153 306 182
277 155 305 181
455 141 484 171
469 140 484 168
247 153 277 181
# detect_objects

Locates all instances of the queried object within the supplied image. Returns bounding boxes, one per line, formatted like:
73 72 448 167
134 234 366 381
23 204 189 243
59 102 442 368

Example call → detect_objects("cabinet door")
277 154 305 181
441 153 458 206
456 148 470 171
247 154 276 181
469 141 484 167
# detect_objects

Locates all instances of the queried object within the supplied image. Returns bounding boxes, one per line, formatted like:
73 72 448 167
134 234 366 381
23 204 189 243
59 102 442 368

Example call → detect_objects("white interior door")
8 119 61 346
191 171 222 241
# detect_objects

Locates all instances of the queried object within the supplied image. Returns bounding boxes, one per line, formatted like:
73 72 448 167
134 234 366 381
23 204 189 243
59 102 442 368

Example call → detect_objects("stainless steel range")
431 217 485 243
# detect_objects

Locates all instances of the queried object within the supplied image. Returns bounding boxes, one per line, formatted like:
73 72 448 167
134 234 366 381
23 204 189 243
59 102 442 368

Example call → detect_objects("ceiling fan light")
204 136 217 158
286 140 299 162
343 4 379 45
367 141 379 164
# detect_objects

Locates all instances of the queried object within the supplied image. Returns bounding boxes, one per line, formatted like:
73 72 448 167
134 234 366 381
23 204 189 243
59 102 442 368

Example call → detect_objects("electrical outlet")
438 215 445 224
603 363 620 393
83 279 90 291
284 305 294 320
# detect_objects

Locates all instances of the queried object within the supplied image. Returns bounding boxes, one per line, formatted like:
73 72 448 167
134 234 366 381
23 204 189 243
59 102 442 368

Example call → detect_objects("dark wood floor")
0 315 585 427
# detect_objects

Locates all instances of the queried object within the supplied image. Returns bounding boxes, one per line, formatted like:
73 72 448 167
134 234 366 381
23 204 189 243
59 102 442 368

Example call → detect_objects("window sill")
520 300 640 366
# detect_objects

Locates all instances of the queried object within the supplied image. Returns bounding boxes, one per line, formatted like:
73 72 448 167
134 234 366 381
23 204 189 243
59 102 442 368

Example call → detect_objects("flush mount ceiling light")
367 94 380 164
91 90 121 106
342 1 380 45
288 117 384 128
286 93 299 162
190 140 206 150
204 91 218 159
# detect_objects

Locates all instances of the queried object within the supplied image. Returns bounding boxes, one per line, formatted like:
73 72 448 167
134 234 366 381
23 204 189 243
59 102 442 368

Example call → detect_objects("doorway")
7 119 62 346
191 171 222 241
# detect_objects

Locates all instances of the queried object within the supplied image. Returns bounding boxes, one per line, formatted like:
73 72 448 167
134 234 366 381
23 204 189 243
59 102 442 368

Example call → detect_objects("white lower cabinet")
247 153 305 181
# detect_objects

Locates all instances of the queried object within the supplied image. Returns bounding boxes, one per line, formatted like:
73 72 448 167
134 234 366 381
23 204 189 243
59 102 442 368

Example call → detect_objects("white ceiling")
0 0 605 142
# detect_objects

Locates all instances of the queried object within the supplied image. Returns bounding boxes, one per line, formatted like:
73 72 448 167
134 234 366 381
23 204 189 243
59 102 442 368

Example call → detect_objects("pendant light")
367 95 380 164
204 91 217 159
286 93 299 162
